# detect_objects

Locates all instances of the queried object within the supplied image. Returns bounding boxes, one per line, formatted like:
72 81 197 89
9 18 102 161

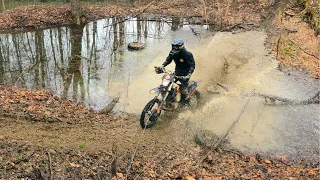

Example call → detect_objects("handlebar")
154 66 172 74
154 66 190 79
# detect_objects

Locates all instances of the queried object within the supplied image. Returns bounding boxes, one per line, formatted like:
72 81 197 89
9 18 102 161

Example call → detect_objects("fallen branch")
206 83 229 94
284 10 296 16
47 150 53 180
98 97 120 114
276 34 281 59
207 89 220 94
212 95 252 149
189 26 200 37
221 23 258 32
12 142 28 153
284 38 320 60
223 149 245 157
201 95 252 162
145 3 186 11
252 91 319 105
217 83 229 92
111 142 117 177
13 151 35 166
75 55 93 61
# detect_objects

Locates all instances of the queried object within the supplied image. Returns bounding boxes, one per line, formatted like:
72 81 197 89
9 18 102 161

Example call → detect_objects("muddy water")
126 31 319 161
113 30 214 113
0 17 211 110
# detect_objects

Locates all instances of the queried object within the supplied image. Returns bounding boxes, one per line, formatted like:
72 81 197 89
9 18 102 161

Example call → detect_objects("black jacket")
162 48 195 76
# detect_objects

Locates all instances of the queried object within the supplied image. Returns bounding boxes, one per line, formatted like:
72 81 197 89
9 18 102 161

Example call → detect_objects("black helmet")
171 38 185 52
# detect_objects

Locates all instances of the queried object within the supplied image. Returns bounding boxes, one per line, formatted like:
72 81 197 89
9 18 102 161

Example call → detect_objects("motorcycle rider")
156 38 195 101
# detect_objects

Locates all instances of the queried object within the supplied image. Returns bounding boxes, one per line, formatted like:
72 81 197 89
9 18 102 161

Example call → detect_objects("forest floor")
0 0 319 179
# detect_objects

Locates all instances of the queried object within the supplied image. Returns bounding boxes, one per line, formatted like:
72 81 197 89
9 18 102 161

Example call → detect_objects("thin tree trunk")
70 0 85 25
12 34 26 87
34 33 40 88
40 31 46 88
63 23 85 101
0 38 4 84
1 0 5 12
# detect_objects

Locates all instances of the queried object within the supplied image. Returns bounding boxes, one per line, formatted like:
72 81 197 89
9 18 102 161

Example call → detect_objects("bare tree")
0 38 4 84
1 0 5 12
70 0 86 25
62 24 85 103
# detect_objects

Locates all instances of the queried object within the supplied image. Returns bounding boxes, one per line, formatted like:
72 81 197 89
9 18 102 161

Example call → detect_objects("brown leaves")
273 2 319 79
0 5 72 30
0 0 271 32
0 5 132 31
0 86 115 123
0 139 319 179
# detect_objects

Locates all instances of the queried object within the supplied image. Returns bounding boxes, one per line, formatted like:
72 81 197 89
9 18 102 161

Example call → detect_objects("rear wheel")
140 99 161 129
188 90 200 109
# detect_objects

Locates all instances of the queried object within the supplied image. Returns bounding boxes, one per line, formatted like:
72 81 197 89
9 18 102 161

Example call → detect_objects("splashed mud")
122 30 319 160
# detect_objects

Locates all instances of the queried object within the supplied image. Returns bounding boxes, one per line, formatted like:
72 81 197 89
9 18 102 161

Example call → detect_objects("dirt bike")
140 67 200 128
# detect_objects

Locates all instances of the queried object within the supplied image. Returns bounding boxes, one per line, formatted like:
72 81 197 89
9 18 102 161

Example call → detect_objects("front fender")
149 87 161 94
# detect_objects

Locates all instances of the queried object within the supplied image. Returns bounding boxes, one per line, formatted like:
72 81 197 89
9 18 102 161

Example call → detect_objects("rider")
156 38 195 100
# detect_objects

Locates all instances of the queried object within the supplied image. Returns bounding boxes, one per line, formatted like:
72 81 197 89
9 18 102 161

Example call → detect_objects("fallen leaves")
0 0 271 32
274 2 319 79
0 139 319 179
0 5 134 31
0 86 117 123
69 162 80 168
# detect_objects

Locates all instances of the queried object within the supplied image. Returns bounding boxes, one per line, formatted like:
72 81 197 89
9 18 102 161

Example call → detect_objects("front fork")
152 83 174 114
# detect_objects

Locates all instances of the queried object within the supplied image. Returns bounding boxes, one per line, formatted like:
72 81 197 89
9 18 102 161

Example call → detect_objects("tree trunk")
70 0 85 25
1 0 5 12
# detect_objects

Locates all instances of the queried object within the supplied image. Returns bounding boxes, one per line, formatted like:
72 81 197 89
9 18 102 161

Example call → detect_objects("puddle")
0 17 213 110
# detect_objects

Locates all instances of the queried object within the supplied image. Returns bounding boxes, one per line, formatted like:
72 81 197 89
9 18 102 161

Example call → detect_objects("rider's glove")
155 66 164 74
186 73 191 79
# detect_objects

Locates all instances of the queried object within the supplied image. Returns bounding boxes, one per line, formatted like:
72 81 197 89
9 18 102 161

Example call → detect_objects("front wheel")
140 99 161 129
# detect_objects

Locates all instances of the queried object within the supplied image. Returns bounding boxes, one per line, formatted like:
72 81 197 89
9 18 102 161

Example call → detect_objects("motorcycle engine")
163 90 178 110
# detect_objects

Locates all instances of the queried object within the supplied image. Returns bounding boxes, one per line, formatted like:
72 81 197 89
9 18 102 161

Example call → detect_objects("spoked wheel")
140 99 161 129
188 90 200 109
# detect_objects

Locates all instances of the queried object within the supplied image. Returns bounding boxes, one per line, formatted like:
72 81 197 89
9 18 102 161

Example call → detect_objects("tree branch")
47 150 53 180
285 38 320 60
201 95 252 162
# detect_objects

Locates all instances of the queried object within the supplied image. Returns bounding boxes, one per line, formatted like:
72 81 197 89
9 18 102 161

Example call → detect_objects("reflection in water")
0 17 210 109
62 24 86 103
